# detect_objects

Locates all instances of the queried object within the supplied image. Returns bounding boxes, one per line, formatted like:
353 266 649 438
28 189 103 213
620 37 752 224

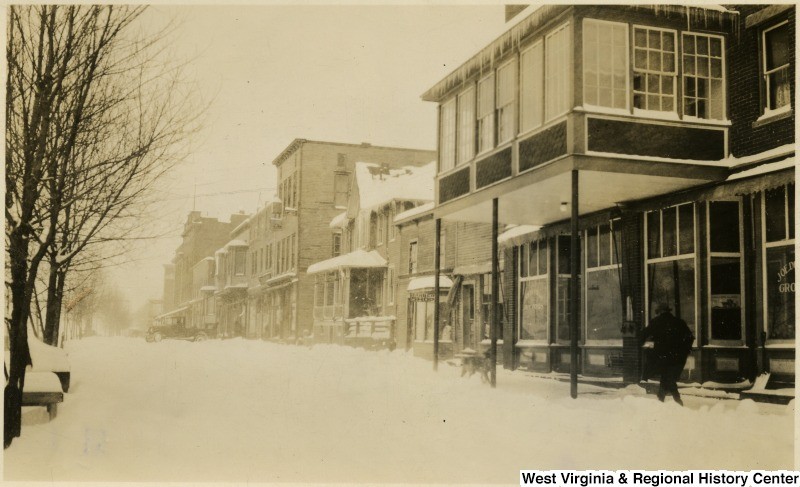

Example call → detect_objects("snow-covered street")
4 338 794 483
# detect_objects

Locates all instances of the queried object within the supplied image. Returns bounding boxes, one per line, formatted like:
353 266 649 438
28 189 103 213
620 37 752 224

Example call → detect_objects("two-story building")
423 5 794 387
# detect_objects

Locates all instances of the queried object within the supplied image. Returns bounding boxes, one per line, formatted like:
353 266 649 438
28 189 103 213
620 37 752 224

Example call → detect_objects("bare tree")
5 5 201 447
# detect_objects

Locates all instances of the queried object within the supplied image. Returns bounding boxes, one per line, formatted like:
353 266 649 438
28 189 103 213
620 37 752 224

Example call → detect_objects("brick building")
423 5 795 387
258 139 436 342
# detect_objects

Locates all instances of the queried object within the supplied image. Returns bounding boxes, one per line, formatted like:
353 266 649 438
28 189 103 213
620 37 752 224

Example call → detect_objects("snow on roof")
727 156 794 182
329 211 348 229
725 144 795 169
498 225 542 247
394 202 434 224
307 249 387 275
355 161 435 212
200 285 217 292
407 275 454 291
231 216 251 236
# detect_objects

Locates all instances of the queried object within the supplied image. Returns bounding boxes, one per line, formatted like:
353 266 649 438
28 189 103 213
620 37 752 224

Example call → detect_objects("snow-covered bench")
21 372 64 420
29 336 71 392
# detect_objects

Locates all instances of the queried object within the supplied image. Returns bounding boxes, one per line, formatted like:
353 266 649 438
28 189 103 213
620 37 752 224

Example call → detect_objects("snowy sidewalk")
4 337 794 483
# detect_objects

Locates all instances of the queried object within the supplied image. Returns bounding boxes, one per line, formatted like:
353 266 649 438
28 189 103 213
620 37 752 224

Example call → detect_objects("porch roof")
307 249 387 275
435 154 728 227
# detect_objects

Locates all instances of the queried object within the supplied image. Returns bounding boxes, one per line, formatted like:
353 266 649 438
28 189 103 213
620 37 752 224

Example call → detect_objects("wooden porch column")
491 198 499 388
434 218 441 371
570 170 579 399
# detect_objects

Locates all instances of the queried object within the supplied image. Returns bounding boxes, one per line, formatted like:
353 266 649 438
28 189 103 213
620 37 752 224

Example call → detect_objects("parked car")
145 322 213 343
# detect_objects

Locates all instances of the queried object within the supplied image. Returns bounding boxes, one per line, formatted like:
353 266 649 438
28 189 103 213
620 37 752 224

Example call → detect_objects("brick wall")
727 5 795 158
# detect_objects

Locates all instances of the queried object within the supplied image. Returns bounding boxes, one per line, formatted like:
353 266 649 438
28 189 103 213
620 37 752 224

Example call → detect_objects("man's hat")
655 302 672 314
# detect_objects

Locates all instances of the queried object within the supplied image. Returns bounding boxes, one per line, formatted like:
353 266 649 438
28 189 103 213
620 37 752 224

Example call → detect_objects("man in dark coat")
640 302 694 405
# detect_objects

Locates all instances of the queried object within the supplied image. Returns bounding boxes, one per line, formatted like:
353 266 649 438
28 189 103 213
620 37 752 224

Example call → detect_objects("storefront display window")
763 184 795 341
412 293 448 342
519 239 547 341
708 201 742 341
586 222 622 341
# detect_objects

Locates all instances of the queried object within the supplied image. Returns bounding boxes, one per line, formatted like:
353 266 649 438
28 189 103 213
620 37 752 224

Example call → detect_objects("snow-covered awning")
407 276 454 292
200 285 216 293
307 249 387 275
329 211 348 229
395 202 434 224
727 156 795 181
498 225 542 248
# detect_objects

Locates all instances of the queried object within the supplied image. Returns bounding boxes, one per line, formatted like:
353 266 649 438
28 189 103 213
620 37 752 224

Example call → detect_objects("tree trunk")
5 231 33 449
44 264 66 346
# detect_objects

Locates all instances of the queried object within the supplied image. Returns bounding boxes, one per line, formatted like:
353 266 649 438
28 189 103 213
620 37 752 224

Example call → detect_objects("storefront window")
763 184 795 340
708 201 742 341
519 240 548 341
412 295 448 342
646 204 696 329
586 222 622 341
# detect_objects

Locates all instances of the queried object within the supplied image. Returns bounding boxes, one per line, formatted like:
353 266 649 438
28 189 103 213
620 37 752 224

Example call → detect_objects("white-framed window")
477 74 495 154
682 32 725 120
496 59 517 144
545 23 571 121
585 221 623 341
706 200 744 344
762 21 791 113
520 40 544 133
377 211 385 245
408 239 418 274
439 97 457 172
332 233 341 257
645 203 697 341
457 86 476 165
518 239 548 341
583 19 628 110
762 183 795 342
633 26 677 113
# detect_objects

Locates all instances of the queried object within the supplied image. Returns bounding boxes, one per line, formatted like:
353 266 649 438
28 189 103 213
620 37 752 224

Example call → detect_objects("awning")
407 275 454 292
307 249 387 275
498 225 541 248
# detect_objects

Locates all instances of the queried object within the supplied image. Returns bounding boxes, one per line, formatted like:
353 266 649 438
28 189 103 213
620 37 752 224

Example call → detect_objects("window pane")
765 23 790 71
599 224 611 267
528 242 539 276
709 201 740 253
583 20 628 109
768 68 791 110
557 276 580 342
546 24 571 120
538 240 548 276
519 244 529 278
439 99 456 171
520 43 544 131
765 186 787 242
558 235 573 275
457 88 475 165
678 204 695 255
587 267 622 340
662 206 678 257
587 227 599 268
710 257 742 340
648 259 696 328
415 301 427 341
647 210 661 259
520 279 548 340
766 245 795 339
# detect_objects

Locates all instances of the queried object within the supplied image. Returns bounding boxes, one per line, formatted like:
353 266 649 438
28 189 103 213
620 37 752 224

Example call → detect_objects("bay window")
519 239 548 341
633 26 677 112
763 184 795 341
477 74 495 154
763 21 791 113
583 19 628 110
496 59 517 144
520 41 544 132
682 33 725 120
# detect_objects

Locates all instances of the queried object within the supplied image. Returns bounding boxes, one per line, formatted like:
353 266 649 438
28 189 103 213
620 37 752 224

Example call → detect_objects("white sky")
115 4 504 315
